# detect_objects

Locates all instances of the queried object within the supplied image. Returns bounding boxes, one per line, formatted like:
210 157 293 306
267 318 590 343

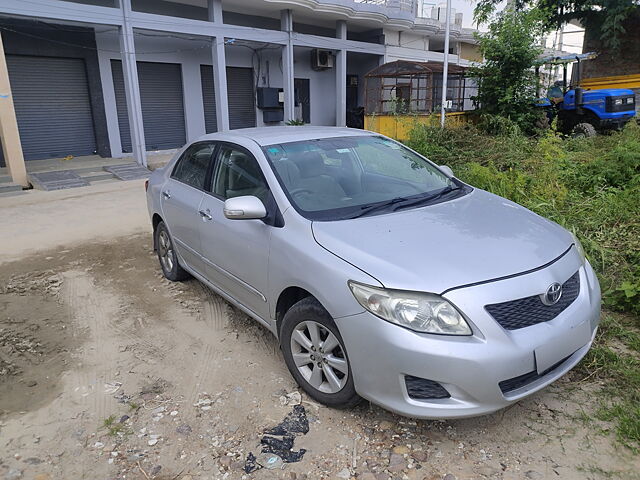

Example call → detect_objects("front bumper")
598 114 635 130
336 252 601 419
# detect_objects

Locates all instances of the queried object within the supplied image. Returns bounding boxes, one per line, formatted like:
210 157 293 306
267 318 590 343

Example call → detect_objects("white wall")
96 30 219 156
293 47 337 126
95 31 345 156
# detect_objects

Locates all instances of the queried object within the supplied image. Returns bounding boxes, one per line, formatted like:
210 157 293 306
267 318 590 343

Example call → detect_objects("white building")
0 0 479 185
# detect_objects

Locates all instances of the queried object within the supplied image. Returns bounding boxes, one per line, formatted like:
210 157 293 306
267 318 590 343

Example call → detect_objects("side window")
211 145 269 202
171 143 216 190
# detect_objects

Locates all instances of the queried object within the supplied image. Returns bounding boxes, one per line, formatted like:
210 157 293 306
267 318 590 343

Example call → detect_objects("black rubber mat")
29 171 89 191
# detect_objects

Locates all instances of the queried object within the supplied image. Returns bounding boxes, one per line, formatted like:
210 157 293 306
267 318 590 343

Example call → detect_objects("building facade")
0 0 479 185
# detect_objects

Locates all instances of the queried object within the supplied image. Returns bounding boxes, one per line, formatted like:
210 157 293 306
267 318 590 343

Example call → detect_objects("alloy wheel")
158 229 174 273
289 320 349 394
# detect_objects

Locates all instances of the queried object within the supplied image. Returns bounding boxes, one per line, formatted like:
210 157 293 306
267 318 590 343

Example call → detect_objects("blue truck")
535 52 636 137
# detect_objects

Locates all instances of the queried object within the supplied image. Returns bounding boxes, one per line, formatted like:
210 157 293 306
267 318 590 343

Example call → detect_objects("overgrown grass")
406 121 640 315
405 121 640 448
578 312 640 449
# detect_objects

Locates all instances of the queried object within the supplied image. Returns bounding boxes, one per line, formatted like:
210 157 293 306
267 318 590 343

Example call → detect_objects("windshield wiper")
347 196 409 219
391 185 463 212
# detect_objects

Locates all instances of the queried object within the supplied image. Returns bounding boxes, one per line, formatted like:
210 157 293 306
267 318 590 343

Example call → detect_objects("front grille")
485 271 580 331
606 95 635 112
405 375 450 400
499 354 572 394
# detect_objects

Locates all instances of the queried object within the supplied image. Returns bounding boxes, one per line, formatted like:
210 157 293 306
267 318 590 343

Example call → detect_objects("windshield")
263 135 467 221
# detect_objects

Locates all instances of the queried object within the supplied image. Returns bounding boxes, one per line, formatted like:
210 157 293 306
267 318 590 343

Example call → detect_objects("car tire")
155 221 190 281
281 297 361 409
572 122 597 138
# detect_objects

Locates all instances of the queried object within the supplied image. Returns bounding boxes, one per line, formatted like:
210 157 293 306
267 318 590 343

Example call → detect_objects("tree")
474 0 640 50
469 8 547 133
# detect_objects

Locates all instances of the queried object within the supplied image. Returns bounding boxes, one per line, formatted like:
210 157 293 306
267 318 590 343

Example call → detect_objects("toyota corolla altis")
146 126 601 418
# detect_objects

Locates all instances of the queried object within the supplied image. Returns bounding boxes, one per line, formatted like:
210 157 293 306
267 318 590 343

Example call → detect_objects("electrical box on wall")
311 49 334 71
263 109 284 123
257 87 281 109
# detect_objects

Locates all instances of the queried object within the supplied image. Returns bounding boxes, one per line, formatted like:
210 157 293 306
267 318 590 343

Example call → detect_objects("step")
103 163 151 181
29 171 90 191
0 182 23 194
78 170 116 183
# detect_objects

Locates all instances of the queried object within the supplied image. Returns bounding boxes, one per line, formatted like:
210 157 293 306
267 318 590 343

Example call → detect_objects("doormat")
104 163 151 181
29 170 90 191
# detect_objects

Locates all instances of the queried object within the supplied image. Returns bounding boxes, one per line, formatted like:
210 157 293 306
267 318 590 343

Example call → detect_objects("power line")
0 25 214 55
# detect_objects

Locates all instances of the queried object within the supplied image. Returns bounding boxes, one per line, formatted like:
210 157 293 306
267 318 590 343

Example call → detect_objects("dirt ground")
0 182 639 480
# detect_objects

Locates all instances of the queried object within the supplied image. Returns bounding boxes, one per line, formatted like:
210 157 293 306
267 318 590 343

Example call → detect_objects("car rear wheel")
281 297 361 408
155 221 190 281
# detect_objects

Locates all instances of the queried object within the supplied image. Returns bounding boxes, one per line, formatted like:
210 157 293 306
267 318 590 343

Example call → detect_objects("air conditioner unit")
311 49 334 70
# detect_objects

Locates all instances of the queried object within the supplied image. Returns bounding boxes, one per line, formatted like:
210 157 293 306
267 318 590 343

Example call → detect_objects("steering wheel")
289 188 314 197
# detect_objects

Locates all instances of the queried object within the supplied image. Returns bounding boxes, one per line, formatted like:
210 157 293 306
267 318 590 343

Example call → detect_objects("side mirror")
439 165 454 177
223 195 267 220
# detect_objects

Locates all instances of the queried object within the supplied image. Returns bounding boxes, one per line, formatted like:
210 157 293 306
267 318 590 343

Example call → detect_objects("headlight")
626 97 635 105
348 281 472 335
614 98 623 105
572 233 586 264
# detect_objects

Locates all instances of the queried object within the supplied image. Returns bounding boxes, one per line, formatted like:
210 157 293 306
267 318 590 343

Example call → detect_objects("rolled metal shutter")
200 64 217 133
111 60 186 152
227 67 256 129
200 65 256 131
4 55 97 161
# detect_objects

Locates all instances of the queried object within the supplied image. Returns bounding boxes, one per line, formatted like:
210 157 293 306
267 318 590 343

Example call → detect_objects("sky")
446 0 584 53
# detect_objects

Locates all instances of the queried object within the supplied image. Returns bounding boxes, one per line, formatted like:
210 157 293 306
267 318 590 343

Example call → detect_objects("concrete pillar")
208 0 229 131
281 9 295 123
118 0 147 166
0 33 27 186
207 0 222 23
182 61 206 140
211 37 230 131
335 20 347 127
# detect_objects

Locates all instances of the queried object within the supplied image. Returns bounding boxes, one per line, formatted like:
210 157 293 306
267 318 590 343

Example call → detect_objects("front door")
198 143 272 320
160 142 216 276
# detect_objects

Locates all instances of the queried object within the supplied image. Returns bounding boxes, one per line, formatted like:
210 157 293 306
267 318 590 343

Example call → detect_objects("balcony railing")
355 0 416 14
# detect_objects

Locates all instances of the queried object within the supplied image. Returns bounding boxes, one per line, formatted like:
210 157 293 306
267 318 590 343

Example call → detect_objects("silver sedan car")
146 126 601 418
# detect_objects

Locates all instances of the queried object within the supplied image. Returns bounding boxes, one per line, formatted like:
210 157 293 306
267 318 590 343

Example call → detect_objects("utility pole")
440 0 452 128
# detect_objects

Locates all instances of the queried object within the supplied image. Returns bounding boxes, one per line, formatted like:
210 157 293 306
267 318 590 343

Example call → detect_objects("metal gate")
200 65 256 132
111 60 186 152
1 55 97 163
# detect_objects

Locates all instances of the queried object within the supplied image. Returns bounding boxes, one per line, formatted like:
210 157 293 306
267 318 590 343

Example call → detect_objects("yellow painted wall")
364 113 472 141
459 42 482 63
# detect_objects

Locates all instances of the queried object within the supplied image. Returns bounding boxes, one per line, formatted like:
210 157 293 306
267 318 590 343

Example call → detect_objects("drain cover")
104 163 151 181
29 171 90 191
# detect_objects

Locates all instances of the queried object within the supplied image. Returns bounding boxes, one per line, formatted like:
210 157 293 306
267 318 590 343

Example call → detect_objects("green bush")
406 121 640 316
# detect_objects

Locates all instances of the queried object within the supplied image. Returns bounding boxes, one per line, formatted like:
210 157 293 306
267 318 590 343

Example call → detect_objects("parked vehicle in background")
146 126 601 418
535 52 636 136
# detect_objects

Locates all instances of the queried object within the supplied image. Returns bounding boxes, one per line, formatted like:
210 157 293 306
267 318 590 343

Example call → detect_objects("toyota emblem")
541 282 563 306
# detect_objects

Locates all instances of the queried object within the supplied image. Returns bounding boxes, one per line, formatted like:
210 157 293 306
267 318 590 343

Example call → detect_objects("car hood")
311 189 573 293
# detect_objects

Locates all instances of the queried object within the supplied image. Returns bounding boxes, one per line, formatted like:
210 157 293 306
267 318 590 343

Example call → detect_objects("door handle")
162 190 171 199
198 209 212 221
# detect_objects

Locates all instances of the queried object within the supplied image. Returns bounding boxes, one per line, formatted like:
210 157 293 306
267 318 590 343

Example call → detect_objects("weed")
405 121 640 449
101 414 128 437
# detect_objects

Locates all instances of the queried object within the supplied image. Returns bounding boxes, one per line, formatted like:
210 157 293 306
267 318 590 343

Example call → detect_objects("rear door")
198 143 271 320
160 142 216 276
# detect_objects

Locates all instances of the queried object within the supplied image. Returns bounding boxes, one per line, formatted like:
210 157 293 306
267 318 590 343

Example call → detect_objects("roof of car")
196 126 376 147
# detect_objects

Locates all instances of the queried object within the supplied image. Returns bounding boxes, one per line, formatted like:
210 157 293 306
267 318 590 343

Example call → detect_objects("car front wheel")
281 297 361 408
155 221 190 281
